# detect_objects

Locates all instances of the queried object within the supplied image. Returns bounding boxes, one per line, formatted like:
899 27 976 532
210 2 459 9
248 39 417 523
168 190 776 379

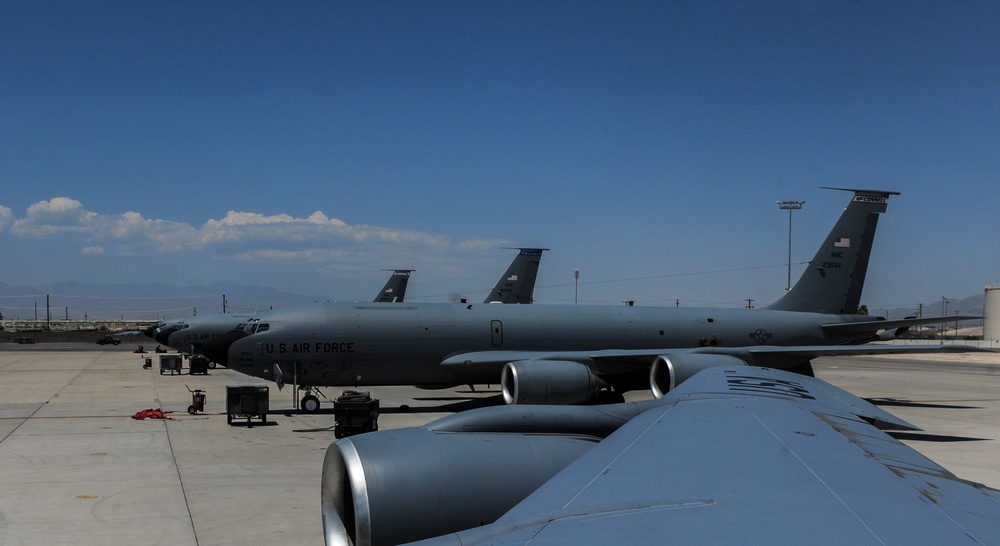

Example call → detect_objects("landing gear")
594 389 625 404
300 394 321 413
298 386 327 413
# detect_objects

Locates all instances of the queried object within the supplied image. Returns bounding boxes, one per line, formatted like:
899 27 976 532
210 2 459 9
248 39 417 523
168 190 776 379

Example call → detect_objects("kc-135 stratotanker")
202 188 979 406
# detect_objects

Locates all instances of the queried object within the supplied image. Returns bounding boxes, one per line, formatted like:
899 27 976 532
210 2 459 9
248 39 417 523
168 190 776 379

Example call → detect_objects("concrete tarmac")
0 344 997 544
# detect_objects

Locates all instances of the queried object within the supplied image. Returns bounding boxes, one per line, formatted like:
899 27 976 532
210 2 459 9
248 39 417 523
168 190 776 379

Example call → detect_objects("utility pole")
777 200 805 290
746 298 755 309
574 269 579 305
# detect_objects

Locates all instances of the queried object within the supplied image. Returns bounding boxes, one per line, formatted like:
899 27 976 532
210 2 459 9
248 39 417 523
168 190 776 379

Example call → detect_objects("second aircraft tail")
766 188 899 314
484 248 547 304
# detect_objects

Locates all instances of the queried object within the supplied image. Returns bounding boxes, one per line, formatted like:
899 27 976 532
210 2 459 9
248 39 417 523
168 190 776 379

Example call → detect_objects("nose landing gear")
298 387 328 413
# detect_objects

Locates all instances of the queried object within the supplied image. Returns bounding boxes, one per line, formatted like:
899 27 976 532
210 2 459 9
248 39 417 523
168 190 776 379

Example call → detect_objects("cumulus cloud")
11 197 96 236
1 198 511 270
198 210 450 248
0 205 13 231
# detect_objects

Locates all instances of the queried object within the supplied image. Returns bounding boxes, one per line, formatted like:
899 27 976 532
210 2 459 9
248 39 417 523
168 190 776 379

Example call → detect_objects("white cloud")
0 205 13 231
1 198 511 272
11 197 96 236
197 210 450 248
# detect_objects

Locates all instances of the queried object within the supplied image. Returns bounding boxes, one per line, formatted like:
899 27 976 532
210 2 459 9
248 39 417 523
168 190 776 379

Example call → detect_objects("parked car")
95 335 121 346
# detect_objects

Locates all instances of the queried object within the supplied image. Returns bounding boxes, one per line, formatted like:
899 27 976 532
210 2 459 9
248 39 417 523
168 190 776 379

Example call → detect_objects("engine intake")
501 359 600 405
322 428 597 546
650 353 748 398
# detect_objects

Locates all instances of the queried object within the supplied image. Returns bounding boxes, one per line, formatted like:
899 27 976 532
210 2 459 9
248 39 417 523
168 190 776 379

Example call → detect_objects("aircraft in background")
201 247 548 411
372 269 412 303
483 248 546 304
321 365 1000 545
204 188 978 405
146 269 415 358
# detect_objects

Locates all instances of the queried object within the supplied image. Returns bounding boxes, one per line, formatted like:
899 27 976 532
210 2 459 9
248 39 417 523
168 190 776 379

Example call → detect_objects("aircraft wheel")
301 395 321 413
208 361 217 369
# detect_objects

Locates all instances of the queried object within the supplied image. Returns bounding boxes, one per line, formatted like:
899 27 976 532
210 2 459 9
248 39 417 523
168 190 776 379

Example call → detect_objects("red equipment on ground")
187 385 206 414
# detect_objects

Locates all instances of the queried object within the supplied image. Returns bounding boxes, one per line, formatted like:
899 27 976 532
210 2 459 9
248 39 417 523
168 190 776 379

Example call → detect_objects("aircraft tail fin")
374 270 413 303
484 248 547 304
766 188 899 314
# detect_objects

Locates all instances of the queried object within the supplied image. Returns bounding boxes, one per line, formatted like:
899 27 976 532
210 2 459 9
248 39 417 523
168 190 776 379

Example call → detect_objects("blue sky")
1 1 998 316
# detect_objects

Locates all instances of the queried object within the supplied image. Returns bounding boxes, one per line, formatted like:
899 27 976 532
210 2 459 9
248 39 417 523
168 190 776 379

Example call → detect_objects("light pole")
942 297 949 337
777 200 805 290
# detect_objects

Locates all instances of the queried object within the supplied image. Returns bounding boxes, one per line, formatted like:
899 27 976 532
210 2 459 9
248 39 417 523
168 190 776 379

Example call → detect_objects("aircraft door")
491 320 503 346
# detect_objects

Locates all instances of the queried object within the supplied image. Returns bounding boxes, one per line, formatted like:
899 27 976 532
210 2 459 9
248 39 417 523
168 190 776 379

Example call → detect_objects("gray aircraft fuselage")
224 301 871 387
155 313 256 354
207 188 907 398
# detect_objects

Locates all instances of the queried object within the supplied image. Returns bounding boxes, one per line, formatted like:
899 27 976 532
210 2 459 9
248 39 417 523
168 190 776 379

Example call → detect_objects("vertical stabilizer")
766 188 899 314
484 248 547 304
374 270 413 303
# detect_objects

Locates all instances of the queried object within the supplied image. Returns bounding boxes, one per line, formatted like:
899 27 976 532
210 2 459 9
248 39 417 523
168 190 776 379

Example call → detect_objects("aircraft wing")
439 343 986 373
821 315 983 340
422 366 1000 545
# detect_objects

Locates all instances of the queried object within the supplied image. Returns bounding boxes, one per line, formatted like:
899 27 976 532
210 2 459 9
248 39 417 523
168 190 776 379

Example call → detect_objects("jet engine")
649 353 748 398
501 359 600 405
322 428 598 546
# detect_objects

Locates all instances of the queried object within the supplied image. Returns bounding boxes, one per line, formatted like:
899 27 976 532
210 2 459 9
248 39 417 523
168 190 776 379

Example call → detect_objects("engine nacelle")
322 428 597 546
501 359 600 405
649 353 748 398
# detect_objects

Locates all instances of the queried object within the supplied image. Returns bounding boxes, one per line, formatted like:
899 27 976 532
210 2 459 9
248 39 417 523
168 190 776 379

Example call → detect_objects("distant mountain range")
873 293 986 322
0 281 987 323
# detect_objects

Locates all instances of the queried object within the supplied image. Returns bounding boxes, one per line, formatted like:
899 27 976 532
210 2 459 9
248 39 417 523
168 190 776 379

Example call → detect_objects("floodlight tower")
777 200 805 291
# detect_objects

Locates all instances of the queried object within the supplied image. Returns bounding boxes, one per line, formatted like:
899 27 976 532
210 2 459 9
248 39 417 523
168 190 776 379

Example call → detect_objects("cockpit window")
257 323 270 333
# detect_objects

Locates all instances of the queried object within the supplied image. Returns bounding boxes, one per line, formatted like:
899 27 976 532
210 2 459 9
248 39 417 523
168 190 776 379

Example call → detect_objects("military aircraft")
148 269 415 357
203 188 978 405
202 248 548 411
372 269 413 303
483 248 547 304
321 365 1000 545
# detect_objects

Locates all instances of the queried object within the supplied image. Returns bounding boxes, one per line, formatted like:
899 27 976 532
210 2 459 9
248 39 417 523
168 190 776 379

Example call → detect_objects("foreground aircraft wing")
389 367 1000 545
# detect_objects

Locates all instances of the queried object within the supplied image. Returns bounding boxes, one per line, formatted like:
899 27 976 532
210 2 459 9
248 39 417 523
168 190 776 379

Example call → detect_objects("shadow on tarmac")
384 394 505 414
888 431 990 443
867 397 982 410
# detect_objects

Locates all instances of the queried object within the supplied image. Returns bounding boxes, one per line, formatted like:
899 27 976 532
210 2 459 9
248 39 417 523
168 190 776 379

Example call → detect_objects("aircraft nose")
153 326 180 346
142 324 161 339
200 329 250 367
